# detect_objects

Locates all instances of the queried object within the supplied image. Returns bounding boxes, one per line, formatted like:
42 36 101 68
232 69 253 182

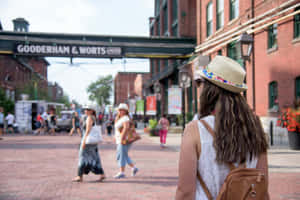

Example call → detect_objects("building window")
227 42 243 67
218 49 222 55
227 42 237 60
151 60 154 75
172 23 178 36
229 0 239 21
157 59 161 73
216 0 224 30
155 0 160 16
150 26 154 36
206 2 213 37
157 18 160 35
172 0 178 22
269 81 278 109
296 76 300 99
268 24 278 49
163 5 168 35
294 7 300 39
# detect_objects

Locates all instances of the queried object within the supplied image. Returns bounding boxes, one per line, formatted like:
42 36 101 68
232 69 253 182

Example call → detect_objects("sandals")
98 176 106 182
72 176 82 182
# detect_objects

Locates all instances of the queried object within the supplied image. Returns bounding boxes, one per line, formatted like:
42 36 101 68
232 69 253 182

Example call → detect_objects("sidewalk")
0 131 299 200
141 129 300 173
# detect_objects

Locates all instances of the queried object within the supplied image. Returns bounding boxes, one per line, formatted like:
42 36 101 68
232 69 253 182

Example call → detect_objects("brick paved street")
0 132 300 200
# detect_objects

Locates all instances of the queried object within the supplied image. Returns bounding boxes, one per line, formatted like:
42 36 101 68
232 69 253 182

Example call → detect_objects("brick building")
146 0 197 117
114 72 150 106
0 18 53 101
191 0 300 116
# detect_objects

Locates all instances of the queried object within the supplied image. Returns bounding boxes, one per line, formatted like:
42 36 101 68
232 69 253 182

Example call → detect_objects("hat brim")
198 70 247 93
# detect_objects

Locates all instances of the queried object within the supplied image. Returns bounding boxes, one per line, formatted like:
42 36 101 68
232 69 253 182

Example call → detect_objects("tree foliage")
87 75 113 106
0 89 15 114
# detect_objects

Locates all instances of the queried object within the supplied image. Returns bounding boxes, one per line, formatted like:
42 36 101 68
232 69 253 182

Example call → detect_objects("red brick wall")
196 0 300 116
0 55 32 92
114 72 141 106
134 73 151 97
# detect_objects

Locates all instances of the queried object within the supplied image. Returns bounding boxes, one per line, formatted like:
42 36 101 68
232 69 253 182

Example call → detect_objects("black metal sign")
14 43 122 57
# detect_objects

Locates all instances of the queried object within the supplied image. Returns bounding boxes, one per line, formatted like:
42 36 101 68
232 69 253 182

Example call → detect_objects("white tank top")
195 115 258 200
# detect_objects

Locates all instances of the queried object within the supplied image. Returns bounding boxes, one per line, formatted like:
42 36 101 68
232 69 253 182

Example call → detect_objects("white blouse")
195 115 258 200
114 115 130 144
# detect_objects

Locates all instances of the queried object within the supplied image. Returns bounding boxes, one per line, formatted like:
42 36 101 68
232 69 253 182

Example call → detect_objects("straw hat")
198 56 247 93
117 103 129 111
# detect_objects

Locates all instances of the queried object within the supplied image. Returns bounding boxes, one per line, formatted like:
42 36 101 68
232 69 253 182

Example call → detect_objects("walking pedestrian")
69 111 82 137
5 111 14 134
106 120 113 136
48 109 56 135
0 107 4 139
158 114 169 148
175 56 269 199
72 105 106 182
34 113 44 135
113 103 139 179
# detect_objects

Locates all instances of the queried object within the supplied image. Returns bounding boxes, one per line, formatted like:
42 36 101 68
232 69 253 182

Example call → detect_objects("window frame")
269 81 278 109
229 0 239 21
296 76 300 99
294 7 300 39
268 24 278 49
216 0 224 30
206 1 213 37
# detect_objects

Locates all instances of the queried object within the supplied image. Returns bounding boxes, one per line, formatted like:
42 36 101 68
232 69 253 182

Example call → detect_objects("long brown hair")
199 80 268 164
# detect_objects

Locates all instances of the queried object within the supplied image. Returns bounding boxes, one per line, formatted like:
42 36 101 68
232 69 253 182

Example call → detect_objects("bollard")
270 121 273 146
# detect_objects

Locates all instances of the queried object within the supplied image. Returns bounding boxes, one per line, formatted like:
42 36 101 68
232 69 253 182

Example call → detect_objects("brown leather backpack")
194 120 268 200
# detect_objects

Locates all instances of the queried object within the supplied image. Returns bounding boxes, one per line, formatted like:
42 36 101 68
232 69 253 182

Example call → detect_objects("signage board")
136 100 144 115
146 96 156 115
168 87 182 115
14 43 122 58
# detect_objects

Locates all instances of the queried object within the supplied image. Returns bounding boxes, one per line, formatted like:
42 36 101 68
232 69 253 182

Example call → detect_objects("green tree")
87 75 113 106
0 89 15 114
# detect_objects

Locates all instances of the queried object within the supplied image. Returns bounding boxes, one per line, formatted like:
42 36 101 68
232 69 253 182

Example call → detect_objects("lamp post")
154 81 161 120
179 66 191 131
236 32 254 98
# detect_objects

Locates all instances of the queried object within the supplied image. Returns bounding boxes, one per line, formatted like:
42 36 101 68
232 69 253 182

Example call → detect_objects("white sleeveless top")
195 115 258 200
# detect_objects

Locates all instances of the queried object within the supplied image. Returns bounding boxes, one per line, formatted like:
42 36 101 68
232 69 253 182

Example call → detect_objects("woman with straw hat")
175 56 269 199
113 103 139 179
72 105 106 182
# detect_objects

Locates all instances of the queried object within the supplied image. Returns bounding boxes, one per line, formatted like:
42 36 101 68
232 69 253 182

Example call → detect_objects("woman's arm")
175 123 200 200
256 152 270 200
82 116 93 148
120 121 130 142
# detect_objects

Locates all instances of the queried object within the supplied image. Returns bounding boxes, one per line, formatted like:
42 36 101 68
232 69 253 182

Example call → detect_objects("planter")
288 131 300 150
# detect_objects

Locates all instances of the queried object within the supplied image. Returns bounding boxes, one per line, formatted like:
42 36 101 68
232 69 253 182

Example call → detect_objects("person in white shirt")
5 112 14 134
113 103 139 179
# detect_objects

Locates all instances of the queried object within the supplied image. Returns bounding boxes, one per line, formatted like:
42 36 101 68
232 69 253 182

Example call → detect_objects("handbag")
127 129 141 144
85 125 102 144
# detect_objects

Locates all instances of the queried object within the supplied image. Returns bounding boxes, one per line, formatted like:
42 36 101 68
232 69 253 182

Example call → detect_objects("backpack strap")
192 120 213 200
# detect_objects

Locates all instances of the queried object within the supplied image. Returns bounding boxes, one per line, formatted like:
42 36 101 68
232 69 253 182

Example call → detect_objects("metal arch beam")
0 31 195 59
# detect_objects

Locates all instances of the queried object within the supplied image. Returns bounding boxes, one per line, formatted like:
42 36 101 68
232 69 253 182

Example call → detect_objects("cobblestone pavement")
0 132 300 200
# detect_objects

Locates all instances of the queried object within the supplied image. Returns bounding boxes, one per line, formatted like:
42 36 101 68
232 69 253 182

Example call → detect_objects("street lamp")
236 32 254 61
179 66 191 131
236 32 254 99
153 81 161 120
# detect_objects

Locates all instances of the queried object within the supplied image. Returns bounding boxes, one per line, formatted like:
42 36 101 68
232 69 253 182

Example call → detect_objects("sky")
0 0 154 105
